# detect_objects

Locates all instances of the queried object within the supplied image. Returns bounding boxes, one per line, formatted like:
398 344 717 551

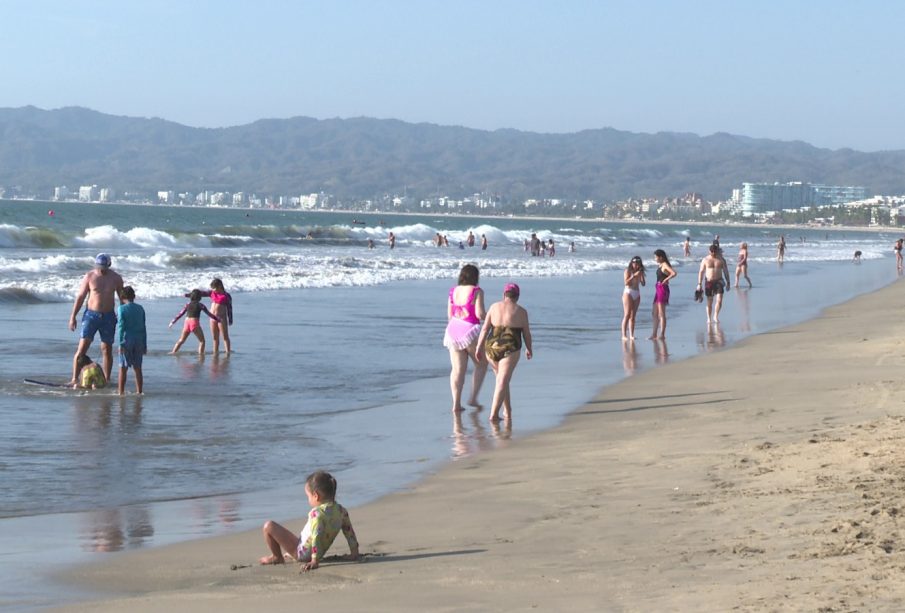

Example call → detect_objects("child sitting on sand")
73 354 106 389
260 470 359 571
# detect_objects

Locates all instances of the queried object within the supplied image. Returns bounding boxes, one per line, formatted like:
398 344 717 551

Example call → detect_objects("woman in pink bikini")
443 264 488 412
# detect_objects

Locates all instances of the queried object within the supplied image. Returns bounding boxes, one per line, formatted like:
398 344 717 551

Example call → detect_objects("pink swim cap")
503 283 520 296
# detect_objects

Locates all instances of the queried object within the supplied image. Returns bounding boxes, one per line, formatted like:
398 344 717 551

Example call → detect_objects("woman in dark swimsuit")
476 283 533 423
649 249 677 339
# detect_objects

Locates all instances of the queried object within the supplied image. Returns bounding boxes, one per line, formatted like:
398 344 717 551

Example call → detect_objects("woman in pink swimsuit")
443 264 488 412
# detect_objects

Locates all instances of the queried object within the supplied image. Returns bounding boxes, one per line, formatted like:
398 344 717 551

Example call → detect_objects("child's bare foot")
489 413 501 423
467 401 484 411
259 554 285 565
452 405 464 413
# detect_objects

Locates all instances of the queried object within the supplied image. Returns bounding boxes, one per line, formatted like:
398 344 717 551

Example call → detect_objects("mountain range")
1 106 904 201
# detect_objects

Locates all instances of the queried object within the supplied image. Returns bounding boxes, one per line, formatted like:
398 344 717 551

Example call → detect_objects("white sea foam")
73 225 211 250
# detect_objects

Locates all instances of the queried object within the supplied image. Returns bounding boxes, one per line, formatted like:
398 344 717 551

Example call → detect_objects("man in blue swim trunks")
68 253 125 385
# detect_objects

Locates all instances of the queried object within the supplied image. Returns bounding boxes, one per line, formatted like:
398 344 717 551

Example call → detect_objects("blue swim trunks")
119 340 144 369
81 309 117 345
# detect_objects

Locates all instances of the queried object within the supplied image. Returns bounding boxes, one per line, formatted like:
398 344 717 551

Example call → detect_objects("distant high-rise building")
99 188 115 202
79 185 98 202
157 190 174 204
738 182 869 216
299 193 318 209
53 186 70 201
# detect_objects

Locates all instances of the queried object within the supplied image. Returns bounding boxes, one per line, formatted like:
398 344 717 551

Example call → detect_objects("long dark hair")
653 249 671 266
457 264 479 286
628 256 646 272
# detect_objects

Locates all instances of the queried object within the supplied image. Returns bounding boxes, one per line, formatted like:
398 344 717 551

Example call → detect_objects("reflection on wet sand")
451 410 511 459
190 497 244 531
210 353 231 380
736 288 751 332
174 353 207 380
696 323 726 352
80 505 154 552
651 338 669 365
622 339 638 375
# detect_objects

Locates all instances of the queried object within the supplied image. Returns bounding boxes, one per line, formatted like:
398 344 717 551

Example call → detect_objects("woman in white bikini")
621 256 646 340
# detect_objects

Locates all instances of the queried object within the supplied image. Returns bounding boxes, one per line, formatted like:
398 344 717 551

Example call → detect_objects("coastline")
53 278 905 611
9 197 897 234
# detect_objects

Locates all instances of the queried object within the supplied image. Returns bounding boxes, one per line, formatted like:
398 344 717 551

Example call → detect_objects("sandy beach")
53 279 905 612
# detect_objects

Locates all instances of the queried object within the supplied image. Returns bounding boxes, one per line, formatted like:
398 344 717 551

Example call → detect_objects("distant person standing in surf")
735 242 752 288
68 253 124 386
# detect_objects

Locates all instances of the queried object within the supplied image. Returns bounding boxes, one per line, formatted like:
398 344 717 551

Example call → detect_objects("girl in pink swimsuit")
443 264 488 412
200 278 233 354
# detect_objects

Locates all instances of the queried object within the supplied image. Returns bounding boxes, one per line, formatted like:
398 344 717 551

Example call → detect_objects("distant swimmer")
852 250 862 263
683 236 691 257
895 238 903 270
388 231 396 250
697 243 731 324
481 234 488 250
367 239 375 249
467 231 475 247
529 233 541 256
69 253 124 386
568 241 576 253
735 242 752 289
548 239 555 257
777 235 786 263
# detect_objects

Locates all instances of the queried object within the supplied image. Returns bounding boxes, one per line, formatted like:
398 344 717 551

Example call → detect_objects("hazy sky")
2 1 903 151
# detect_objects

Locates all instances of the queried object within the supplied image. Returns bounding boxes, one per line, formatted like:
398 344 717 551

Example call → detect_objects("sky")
1 0 903 151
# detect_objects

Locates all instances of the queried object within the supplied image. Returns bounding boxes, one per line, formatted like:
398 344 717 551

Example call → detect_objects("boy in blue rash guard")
117 286 147 395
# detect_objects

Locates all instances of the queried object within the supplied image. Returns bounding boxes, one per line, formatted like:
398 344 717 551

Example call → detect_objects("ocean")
0 199 899 609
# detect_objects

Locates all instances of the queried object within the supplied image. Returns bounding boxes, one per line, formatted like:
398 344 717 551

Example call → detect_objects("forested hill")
1 105 904 200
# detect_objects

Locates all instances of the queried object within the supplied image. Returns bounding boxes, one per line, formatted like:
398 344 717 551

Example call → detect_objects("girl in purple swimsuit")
169 289 220 355
443 264 488 412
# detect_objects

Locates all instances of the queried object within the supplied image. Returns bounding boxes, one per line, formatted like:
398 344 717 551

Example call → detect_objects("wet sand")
55 279 905 612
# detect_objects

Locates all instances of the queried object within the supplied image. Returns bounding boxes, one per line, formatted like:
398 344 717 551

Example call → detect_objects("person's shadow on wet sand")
233 548 486 571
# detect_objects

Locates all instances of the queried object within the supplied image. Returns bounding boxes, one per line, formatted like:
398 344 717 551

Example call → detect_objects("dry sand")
56 281 905 612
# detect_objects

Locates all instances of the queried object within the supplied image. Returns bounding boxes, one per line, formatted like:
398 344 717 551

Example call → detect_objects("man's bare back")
70 269 124 324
